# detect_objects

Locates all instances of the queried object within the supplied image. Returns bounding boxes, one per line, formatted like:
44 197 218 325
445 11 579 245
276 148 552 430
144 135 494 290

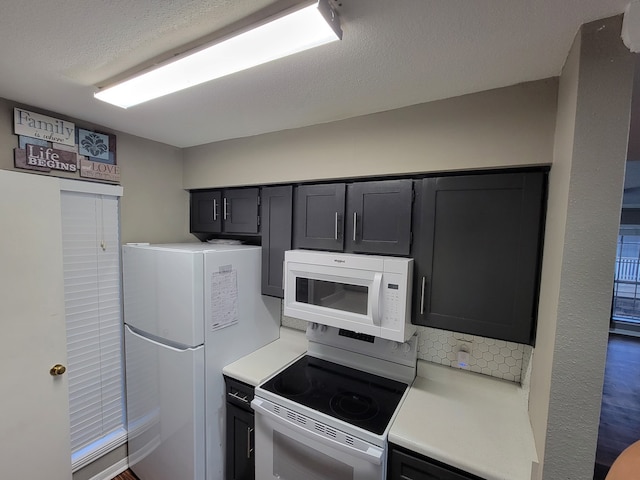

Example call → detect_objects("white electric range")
252 323 418 480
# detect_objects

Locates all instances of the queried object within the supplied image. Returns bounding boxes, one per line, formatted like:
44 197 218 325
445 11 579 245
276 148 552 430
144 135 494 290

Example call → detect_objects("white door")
0 170 72 479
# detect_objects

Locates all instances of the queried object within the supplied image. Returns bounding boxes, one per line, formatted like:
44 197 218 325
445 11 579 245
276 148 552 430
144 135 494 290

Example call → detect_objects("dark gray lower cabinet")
389 445 484 480
225 377 255 480
260 186 292 297
412 171 546 345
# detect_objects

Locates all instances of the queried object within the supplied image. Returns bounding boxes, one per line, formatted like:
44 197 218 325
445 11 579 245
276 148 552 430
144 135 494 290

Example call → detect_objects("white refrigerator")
122 243 280 480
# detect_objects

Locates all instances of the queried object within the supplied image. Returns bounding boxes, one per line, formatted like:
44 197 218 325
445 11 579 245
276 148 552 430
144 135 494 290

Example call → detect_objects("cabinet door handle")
247 427 254 458
213 199 218 221
223 198 228 220
334 212 338 240
420 276 426 315
227 391 250 404
353 212 357 242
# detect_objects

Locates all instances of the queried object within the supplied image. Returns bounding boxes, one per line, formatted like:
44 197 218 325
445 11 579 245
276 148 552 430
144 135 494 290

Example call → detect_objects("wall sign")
15 144 78 172
14 108 76 146
13 107 119 184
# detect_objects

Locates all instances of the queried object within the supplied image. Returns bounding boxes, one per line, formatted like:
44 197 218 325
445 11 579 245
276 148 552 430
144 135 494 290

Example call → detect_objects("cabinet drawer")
225 376 255 411
389 447 484 480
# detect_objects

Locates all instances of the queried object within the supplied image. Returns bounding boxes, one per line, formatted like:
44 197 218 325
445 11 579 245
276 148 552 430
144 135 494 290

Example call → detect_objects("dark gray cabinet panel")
224 188 260 234
293 180 412 255
225 377 255 480
226 404 254 480
190 190 222 233
261 186 293 297
293 183 346 251
190 188 259 234
413 172 545 345
345 179 413 255
389 446 484 480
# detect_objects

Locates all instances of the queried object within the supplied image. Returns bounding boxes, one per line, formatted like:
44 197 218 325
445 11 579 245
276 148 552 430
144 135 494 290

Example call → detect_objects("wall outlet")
457 340 472 353
456 340 472 369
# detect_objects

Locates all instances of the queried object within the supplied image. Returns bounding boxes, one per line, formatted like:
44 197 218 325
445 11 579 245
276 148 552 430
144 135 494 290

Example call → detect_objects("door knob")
49 364 66 376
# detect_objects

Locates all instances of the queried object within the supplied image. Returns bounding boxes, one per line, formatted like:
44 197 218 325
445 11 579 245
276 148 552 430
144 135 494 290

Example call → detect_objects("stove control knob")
401 342 411 353
319 324 327 333
310 322 318 330
391 341 400 350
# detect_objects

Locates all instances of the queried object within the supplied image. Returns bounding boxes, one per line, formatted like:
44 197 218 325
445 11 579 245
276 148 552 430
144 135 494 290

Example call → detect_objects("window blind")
60 191 126 471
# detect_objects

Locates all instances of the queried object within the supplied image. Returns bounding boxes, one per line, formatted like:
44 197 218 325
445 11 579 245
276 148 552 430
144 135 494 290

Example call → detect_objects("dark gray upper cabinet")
260 186 292 297
293 180 413 255
224 188 260 234
412 171 546 345
190 190 222 233
190 187 259 234
345 179 413 255
293 183 346 251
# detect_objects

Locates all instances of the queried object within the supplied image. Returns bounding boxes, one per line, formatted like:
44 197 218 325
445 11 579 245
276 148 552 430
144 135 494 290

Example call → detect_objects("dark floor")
593 333 640 480
112 470 138 480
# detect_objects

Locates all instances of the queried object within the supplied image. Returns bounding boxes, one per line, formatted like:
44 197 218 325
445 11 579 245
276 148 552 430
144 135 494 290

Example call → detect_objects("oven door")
252 397 384 480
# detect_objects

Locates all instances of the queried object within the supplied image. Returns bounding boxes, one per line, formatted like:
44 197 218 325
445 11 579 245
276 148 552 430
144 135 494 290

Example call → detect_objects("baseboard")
87 457 129 480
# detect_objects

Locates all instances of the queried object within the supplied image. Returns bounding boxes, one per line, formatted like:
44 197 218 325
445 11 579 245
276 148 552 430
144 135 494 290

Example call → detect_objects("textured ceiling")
0 0 631 148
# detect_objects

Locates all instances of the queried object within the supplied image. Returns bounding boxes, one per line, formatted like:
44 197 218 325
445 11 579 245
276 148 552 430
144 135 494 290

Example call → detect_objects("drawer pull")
227 391 250 404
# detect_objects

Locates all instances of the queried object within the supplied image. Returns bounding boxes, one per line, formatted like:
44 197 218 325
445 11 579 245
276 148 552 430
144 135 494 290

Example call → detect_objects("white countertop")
389 361 538 480
222 326 307 386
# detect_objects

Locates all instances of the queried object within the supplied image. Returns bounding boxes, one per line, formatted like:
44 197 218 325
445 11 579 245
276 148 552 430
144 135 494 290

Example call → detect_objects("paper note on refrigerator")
210 270 239 331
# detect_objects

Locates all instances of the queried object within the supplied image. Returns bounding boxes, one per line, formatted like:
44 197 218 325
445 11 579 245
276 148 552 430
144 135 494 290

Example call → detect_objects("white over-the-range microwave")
283 249 416 342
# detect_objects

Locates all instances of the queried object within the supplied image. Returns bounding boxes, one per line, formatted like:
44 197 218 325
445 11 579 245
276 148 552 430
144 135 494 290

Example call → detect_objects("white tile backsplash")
414 326 526 383
281 309 528 384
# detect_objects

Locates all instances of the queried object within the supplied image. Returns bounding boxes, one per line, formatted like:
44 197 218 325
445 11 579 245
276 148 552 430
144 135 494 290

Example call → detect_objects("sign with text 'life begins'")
15 144 78 173
14 108 76 146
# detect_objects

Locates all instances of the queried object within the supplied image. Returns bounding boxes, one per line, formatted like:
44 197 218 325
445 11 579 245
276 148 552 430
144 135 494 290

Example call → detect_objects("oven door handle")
251 398 384 466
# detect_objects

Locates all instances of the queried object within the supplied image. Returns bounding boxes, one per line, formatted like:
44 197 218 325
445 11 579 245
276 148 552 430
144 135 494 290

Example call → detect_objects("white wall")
183 79 557 188
529 16 634 480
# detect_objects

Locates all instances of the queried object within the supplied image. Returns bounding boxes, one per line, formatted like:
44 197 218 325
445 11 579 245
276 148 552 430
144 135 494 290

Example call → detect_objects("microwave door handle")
371 272 383 326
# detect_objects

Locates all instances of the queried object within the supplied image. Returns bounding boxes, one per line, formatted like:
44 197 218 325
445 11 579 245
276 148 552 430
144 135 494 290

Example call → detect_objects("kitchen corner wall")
0 97 193 480
527 16 634 480
0 97 193 245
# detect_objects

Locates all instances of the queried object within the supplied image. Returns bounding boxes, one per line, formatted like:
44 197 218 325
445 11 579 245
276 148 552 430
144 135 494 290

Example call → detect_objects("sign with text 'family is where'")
14 108 76 146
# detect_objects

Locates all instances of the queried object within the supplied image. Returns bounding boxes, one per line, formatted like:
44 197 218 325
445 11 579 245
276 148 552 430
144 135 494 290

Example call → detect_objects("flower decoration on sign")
81 133 108 157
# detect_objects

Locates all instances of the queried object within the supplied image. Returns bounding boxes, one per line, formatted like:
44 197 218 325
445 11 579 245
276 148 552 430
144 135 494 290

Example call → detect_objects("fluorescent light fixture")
94 0 342 108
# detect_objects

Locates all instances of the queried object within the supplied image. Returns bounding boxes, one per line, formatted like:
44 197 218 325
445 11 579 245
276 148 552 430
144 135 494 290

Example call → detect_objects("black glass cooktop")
260 355 408 435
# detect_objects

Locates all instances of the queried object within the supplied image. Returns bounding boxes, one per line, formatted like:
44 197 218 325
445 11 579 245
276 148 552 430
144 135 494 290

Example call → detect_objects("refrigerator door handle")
125 324 202 352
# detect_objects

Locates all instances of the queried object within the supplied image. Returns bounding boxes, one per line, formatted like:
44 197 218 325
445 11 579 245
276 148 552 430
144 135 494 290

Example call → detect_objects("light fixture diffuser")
94 0 341 108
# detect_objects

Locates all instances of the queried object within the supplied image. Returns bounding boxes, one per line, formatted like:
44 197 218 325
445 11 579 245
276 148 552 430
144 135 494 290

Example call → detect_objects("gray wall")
529 16 634 480
0 98 192 244
183 79 558 188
